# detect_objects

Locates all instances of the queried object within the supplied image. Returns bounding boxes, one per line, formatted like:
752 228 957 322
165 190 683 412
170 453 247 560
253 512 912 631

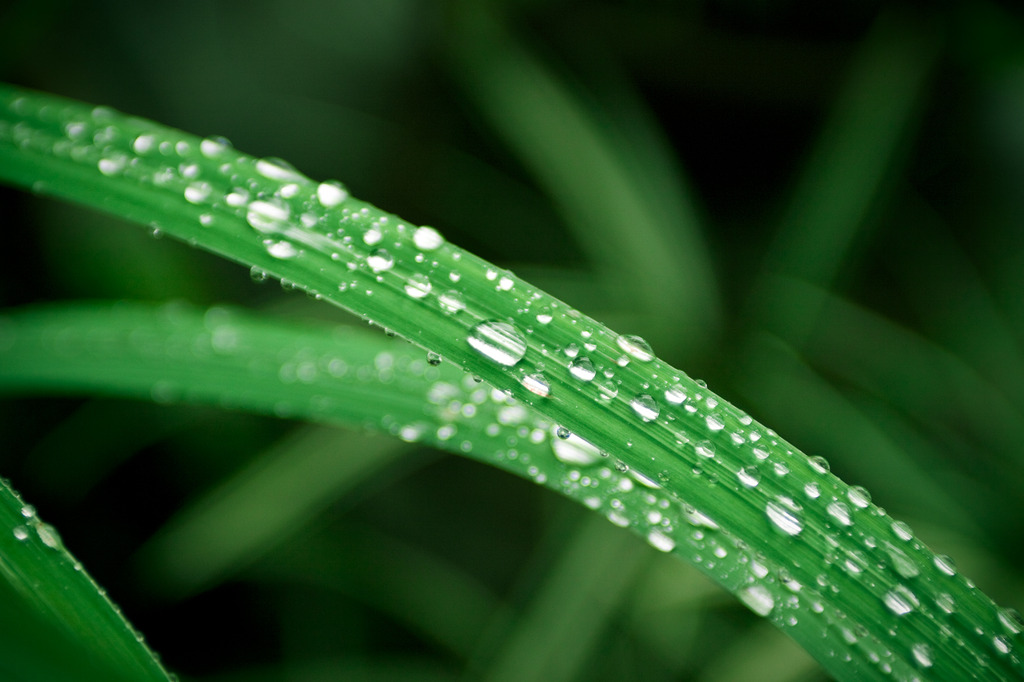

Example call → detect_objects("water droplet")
695 440 716 458
521 373 550 397
12 525 29 541
884 585 919 615
98 155 127 176
705 413 725 431
737 466 760 487
367 248 395 272
132 134 155 154
256 157 304 183
413 226 444 250
200 135 231 158
246 199 291 233
998 607 1024 634
631 393 660 421
598 381 618 400
911 642 933 668
884 542 919 578
617 334 654 361
994 635 1013 655
35 522 62 549
664 383 687 404
555 426 570 439
439 291 466 314
467 321 527 366
184 181 212 204
316 180 348 207
551 428 601 465
738 584 775 616
250 266 268 282
647 530 676 553
891 520 914 541
21 505 36 519
404 273 432 298
827 501 852 526
933 554 957 576
265 240 299 259
766 498 803 536
848 486 871 508
808 456 830 474
427 352 442 366
569 356 596 381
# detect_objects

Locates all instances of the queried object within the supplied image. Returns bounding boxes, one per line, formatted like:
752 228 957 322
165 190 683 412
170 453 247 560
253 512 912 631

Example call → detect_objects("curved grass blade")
1 86 1022 680
0 479 173 682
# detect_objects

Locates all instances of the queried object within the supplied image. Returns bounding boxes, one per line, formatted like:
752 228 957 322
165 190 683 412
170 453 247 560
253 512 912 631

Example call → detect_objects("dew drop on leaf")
467 321 527 366
404 273 432 299
631 393 659 421
439 290 466 314
617 334 654 361
413 226 444 250
647 530 676 553
265 240 299 259
367 248 395 272
568 356 596 381
521 373 550 397
316 180 348 207
551 428 601 465
247 199 290 233
766 498 803 536
738 584 775 616
256 157 304 183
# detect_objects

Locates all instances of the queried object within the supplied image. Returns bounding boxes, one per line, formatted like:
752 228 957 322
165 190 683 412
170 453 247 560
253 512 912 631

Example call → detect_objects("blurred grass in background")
3 0 1024 680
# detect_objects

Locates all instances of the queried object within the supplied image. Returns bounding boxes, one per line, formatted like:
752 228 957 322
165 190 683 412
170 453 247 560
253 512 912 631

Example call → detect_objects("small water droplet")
132 134 155 154
98 155 127 176
766 498 803 536
256 157 304 183
569 356 596 381
200 135 231 158
911 642 933 668
737 466 760 487
647 530 676 553
404 273 432 298
555 426 570 439
467 321 527 366
694 440 716 458
598 381 618 400
247 199 291 233
316 180 348 207
367 248 395 272
413 225 444 250
664 383 687 404
12 525 29 541
705 413 725 431
808 456 830 474
617 334 654 361
427 352 442 366
631 393 660 421
884 585 919 615
521 373 550 397
827 501 852 526
439 290 466 314
998 607 1024 634
184 181 212 204
250 266 268 282
848 486 871 508
933 554 957 576
35 522 62 549
265 240 299 259
551 428 601 465
738 584 775 616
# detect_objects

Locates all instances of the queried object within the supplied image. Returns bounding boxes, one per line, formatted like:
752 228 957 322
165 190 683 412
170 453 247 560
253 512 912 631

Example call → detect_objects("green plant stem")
1 84 1022 681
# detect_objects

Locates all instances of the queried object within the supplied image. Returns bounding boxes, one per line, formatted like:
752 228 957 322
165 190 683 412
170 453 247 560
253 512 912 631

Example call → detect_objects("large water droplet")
367 248 395 272
247 199 290 233
664 383 687 404
467 321 527 366
404 273 432 299
647 530 676 553
911 642 933 668
631 393 660 421
265 240 299 259
737 466 760 487
317 180 348 207
439 291 466 314
98 155 127 176
884 585 919 615
522 373 550 397
184 181 212 204
617 334 654 361
413 226 444 250
256 157 304 183
569 356 596 381
766 498 803 536
827 501 852 526
738 584 775 616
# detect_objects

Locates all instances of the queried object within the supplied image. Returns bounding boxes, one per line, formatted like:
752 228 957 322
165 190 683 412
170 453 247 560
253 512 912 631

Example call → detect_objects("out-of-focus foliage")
2 1 1024 680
